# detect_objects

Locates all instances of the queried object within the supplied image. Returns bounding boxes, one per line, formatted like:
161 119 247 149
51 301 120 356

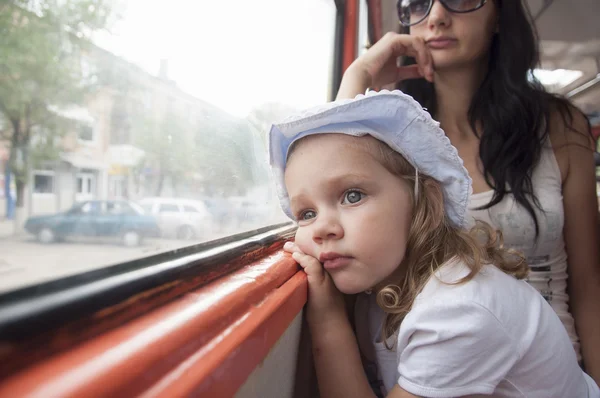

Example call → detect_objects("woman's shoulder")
547 99 594 182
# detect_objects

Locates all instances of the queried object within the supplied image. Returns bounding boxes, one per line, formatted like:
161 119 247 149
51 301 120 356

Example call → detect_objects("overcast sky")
94 0 336 117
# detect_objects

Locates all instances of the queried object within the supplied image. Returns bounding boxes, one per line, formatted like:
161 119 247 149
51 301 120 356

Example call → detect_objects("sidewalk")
0 219 16 239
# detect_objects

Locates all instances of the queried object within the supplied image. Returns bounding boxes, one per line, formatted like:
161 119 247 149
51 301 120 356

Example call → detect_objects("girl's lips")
323 257 353 270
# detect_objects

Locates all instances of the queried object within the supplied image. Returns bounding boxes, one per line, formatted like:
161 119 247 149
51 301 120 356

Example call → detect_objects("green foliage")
0 0 117 203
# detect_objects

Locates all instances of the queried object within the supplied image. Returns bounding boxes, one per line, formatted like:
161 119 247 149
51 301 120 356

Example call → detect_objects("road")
0 235 219 294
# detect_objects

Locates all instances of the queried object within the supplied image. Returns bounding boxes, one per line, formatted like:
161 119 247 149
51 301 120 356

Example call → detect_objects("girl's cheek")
294 228 313 254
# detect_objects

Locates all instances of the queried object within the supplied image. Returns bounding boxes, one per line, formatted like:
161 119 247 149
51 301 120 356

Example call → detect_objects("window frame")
0 223 296 381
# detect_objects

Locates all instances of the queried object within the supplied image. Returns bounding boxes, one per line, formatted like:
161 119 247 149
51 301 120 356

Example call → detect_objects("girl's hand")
337 32 434 99
284 241 346 327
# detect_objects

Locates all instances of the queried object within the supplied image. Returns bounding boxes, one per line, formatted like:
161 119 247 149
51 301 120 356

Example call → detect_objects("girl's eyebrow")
290 193 309 211
327 173 372 185
289 173 372 209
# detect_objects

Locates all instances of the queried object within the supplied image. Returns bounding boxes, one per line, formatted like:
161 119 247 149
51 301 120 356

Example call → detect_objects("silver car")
139 198 214 240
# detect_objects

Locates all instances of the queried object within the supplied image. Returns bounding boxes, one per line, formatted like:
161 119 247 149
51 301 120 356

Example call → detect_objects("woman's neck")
434 65 487 140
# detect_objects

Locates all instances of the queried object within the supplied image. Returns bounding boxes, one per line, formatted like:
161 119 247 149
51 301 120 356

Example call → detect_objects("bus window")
0 0 336 293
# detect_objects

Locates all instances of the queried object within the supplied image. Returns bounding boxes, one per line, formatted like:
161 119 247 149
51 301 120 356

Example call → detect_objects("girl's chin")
331 277 375 295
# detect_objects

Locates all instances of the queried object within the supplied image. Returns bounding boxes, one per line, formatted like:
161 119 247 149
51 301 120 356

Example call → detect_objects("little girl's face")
284 134 413 294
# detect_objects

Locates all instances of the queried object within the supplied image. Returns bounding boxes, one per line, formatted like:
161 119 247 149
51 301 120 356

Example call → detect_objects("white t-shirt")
355 259 599 398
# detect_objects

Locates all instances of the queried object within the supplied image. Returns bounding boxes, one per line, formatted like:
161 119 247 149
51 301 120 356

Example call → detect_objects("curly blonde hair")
366 139 529 345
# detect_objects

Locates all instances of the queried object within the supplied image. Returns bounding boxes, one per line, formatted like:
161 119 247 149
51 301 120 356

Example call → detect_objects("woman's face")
409 0 499 71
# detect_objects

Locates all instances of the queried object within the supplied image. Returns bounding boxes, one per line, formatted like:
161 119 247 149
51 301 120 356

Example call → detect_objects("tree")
246 102 298 147
193 108 267 196
244 101 298 188
0 0 117 228
135 105 197 197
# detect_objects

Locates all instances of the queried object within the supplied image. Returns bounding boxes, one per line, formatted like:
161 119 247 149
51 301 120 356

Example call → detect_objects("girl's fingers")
284 242 326 282
283 241 302 254
292 252 325 280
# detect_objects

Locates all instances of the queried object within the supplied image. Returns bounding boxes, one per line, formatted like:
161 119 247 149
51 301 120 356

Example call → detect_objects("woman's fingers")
386 33 434 83
411 36 434 82
342 33 434 92
396 64 424 81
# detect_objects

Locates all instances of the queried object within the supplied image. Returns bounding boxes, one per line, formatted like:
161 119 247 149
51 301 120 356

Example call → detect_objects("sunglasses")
397 0 488 27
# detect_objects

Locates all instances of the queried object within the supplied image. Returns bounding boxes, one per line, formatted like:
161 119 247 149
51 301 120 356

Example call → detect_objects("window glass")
81 201 102 214
0 0 336 292
158 204 180 213
33 173 55 194
141 203 154 214
78 123 95 141
107 201 137 215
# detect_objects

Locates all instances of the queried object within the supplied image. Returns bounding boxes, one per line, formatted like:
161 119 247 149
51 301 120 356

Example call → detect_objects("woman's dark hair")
398 0 592 236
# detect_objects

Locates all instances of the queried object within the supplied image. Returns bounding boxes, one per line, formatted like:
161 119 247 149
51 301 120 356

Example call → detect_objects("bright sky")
94 0 336 117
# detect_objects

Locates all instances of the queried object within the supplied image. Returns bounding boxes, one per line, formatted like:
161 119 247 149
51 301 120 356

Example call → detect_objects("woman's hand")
337 32 434 99
284 241 347 327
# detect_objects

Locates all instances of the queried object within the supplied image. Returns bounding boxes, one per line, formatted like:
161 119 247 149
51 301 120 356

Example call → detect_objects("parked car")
24 200 160 247
229 196 277 226
139 198 214 240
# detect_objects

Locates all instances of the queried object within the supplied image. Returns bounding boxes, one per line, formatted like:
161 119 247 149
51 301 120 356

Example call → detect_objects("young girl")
269 90 599 397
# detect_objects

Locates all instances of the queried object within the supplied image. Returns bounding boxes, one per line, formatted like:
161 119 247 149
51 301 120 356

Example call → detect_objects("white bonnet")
268 90 473 229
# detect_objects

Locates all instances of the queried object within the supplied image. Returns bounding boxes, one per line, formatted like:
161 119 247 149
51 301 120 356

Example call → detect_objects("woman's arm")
335 33 433 100
556 109 600 385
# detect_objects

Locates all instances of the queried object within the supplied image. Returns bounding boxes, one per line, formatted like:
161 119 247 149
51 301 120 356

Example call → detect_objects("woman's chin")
431 56 462 71
431 53 487 74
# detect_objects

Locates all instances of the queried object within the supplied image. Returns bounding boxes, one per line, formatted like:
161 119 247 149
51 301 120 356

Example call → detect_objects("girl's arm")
309 314 378 398
387 388 487 398
286 246 377 398
557 109 600 385
310 316 439 398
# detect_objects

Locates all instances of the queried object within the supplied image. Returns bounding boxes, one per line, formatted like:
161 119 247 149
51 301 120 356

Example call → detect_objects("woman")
337 0 600 386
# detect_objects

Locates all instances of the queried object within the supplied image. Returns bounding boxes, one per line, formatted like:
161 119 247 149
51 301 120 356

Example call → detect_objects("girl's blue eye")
342 190 364 205
299 210 316 220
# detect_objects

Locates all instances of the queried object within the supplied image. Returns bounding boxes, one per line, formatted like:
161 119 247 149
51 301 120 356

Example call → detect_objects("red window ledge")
0 244 307 397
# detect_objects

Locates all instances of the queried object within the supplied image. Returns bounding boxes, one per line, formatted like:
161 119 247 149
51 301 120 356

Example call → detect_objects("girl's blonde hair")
365 139 529 345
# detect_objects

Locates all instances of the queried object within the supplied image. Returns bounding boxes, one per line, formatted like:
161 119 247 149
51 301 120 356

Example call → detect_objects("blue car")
24 200 160 246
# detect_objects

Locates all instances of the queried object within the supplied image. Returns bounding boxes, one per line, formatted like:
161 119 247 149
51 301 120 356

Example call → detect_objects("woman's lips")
426 38 457 49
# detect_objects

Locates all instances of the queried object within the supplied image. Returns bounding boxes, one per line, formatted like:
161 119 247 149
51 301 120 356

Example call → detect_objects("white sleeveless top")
467 138 581 359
